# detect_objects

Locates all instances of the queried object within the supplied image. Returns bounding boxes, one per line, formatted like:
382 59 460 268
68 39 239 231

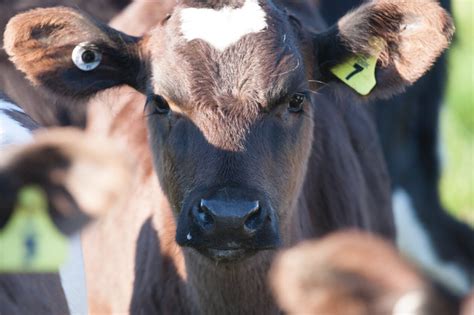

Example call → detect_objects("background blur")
441 0 473 225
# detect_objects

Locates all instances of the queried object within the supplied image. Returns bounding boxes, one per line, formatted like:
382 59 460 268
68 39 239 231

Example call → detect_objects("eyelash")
145 94 170 116
143 92 308 116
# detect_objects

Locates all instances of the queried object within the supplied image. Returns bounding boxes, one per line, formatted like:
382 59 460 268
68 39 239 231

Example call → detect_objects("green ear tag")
330 39 383 96
0 186 68 272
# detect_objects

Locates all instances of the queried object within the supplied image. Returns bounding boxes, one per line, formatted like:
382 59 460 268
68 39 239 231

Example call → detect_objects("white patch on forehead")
180 0 267 51
0 99 32 149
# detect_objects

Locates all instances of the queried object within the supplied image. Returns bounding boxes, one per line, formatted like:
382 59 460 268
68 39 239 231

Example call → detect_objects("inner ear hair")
4 7 102 70
4 7 145 98
312 0 454 100
337 2 403 67
336 0 454 81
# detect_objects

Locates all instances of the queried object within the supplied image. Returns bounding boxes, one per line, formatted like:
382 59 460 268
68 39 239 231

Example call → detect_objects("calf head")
4 0 453 262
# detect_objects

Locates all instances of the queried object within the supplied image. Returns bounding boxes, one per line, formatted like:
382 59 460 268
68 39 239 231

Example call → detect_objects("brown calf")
4 0 453 313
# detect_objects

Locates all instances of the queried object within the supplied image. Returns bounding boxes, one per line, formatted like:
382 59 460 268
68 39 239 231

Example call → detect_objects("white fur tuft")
392 290 425 315
180 0 267 51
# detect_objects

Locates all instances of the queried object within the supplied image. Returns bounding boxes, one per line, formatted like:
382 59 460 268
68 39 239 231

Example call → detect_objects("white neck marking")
0 99 32 149
392 189 471 295
59 233 88 315
180 0 267 51
0 99 24 113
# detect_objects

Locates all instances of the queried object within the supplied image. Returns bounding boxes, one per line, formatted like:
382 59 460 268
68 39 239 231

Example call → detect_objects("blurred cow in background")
0 92 132 315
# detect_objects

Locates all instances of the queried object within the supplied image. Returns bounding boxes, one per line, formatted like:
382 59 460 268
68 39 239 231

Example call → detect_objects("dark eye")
81 50 97 63
151 94 170 115
288 93 306 113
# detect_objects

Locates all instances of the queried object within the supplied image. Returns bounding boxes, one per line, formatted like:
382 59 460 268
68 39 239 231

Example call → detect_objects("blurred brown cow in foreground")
271 231 471 315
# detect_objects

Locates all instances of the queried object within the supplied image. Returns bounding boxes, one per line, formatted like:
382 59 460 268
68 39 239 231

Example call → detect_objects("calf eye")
151 95 170 115
288 93 306 113
72 42 102 71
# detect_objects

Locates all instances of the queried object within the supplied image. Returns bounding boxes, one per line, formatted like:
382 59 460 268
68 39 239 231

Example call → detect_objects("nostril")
244 204 263 231
195 200 214 229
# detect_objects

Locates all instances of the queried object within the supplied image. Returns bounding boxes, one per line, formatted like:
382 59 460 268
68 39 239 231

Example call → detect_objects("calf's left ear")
3 7 144 99
313 0 454 99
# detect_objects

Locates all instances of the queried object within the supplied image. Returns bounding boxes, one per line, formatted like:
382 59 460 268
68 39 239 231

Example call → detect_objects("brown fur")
270 231 461 315
0 0 130 50
316 0 454 99
4 8 143 98
462 293 474 315
0 0 131 127
4 8 102 84
110 0 177 36
0 128 132 233
182 0 247 9
2 0 454 313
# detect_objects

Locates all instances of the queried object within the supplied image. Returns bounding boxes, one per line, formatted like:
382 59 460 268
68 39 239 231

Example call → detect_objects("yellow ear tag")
330 39 384 96
0 186 68 272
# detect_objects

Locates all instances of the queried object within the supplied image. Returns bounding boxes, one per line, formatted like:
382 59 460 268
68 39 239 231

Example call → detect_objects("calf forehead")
149 0 305 108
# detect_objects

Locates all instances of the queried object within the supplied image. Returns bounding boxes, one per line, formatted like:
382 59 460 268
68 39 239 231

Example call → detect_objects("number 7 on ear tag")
0 186 68 272
330 38 383 96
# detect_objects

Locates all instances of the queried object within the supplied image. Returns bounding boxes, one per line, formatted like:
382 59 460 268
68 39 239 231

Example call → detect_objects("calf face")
4 0 453 262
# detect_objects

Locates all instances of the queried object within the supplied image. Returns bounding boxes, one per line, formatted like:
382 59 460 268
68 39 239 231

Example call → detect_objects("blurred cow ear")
4 7 145 99
0 128 132 235
312 0 454 99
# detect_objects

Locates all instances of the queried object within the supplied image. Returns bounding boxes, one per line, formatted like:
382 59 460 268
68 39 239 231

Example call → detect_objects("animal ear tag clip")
72 42 102 71
330 38 385 96
0 186 68 272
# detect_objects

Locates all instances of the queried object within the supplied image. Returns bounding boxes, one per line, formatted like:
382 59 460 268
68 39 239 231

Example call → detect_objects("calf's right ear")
3 7 145 99
312 0 454 99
